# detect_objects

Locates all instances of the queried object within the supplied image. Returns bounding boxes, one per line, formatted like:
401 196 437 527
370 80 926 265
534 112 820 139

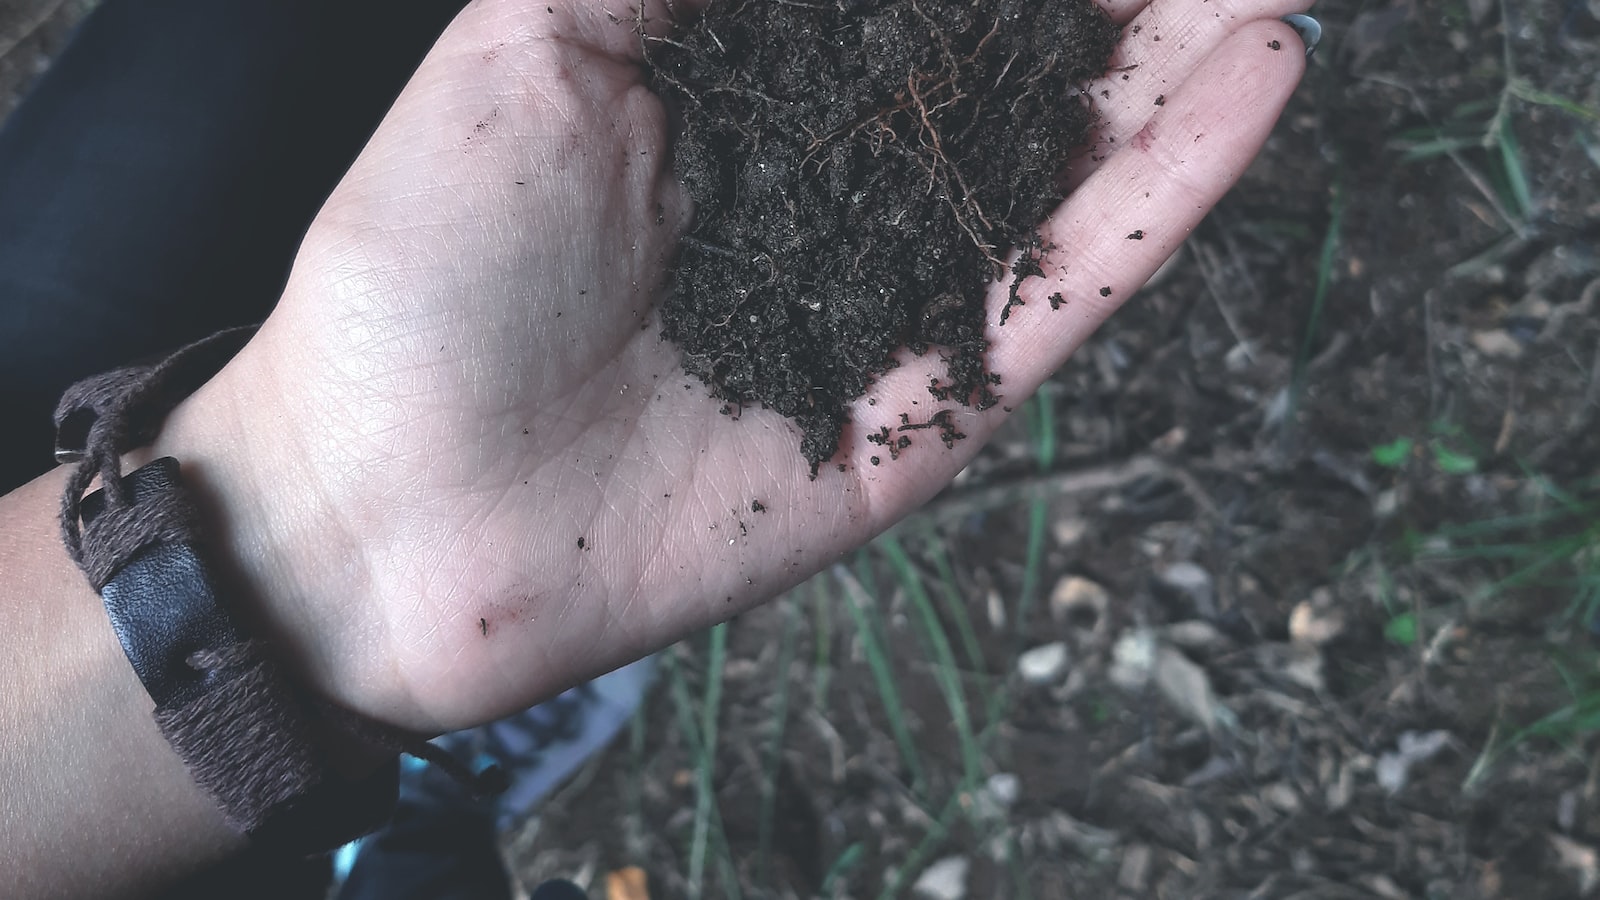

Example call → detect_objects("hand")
163 0 1311 733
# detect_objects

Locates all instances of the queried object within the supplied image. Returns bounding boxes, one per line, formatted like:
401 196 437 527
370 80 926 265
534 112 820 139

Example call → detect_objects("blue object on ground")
334 656 658 894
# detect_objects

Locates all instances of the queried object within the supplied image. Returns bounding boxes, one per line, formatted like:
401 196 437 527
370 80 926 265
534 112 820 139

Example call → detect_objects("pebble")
985 588 1007 630
1471 328 1524 358
1374 488 1400 518
1262 781 1301 813
1017 642 1070 684
912 856 969 900
1051 515 1089 548
1109 628 1158 690
985 773 1020 809
971 773 1020 821
1158 561 1214 612
1164 620 1228 650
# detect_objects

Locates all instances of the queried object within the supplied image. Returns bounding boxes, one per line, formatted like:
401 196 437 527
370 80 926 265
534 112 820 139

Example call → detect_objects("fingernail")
1281 14 1322 59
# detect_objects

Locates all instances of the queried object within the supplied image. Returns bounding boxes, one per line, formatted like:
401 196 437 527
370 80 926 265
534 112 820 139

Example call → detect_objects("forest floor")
4 1 1598 898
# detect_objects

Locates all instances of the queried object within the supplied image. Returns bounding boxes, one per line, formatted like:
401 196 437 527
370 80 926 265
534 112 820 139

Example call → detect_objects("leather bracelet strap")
54 329 411 855
78 458 399 851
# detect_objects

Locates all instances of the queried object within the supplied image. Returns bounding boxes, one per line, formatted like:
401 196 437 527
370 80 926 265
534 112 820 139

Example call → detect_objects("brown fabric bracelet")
55 329 494 854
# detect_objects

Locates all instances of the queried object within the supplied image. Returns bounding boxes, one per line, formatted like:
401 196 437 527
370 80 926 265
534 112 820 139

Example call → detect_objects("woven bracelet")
55 328 490 854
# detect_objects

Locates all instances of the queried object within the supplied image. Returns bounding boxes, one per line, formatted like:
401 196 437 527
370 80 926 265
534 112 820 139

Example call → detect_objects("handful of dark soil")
647 0 1119 471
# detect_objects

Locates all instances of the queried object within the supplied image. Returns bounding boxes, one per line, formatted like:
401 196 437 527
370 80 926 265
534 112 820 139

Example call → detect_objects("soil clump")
647 0 1119 470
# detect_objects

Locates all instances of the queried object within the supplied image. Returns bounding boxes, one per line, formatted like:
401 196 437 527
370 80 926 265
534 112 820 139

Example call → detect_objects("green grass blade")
1288 175 1345 426
813 575 834 703
1033 384 1058 468
1424 500 1600 540
1397 134 1483 162
1496 120 1534 220
881 536 984 789
820 842 866 896
624 695 648 856
919 527 1008 735
1508 82 1600 121
1474 534 1596 603
757 600 800 884
875 792 963 900
1004 833 1034 900
920 527 987 677
1016 390 1056 633
688 623 729 897
834 564 927 792
1016 500 1050 633
856 546 883 600
664 644 743 900
1450 97 1504 118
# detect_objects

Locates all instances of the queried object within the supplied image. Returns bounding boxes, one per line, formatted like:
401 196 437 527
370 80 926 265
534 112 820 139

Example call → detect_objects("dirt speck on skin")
647 0 1119 472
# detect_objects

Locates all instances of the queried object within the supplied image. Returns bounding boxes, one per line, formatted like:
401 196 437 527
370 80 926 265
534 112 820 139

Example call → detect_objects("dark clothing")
0 2 521 898
0 0 466 493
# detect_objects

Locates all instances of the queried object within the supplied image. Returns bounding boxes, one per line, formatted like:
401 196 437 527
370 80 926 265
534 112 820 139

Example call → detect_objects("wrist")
145 339 416 736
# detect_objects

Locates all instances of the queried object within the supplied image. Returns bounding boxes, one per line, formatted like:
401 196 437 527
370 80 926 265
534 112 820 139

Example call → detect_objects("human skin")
0 0 1309 896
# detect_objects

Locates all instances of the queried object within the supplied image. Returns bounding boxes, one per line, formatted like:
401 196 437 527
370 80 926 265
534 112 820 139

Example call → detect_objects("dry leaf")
1551 833 1600 896
1376 730 1453 794
1155 645 1225 730
1117 844 1153 891
1471 328 1525 359
1289 597 1346 645
606 866 650 900
1050 575 1109 628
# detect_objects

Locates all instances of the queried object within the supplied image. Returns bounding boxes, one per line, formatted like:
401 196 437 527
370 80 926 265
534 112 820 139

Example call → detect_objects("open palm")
188 0 1309 733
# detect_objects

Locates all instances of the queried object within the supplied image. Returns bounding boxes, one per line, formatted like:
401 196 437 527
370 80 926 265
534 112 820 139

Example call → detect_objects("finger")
1071 0 1313 185
1096 0 1154 26
992 18 1306 386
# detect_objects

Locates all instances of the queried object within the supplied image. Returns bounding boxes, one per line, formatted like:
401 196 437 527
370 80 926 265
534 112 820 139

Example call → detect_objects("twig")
910 455 1172 526
1217 218 1265 311
1192 240 1255 363
1483 0 1518 149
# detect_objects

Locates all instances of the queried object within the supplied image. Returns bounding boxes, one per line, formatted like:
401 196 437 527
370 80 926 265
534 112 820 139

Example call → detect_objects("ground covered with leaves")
6 0 1599 897
517 2 1600 898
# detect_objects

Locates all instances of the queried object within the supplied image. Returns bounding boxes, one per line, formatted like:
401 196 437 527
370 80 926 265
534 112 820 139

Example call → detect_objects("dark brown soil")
646 0 1119 470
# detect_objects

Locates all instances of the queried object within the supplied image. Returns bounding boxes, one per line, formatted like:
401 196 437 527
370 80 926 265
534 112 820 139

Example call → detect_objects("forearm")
0 467 244 900
0 354 386 899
